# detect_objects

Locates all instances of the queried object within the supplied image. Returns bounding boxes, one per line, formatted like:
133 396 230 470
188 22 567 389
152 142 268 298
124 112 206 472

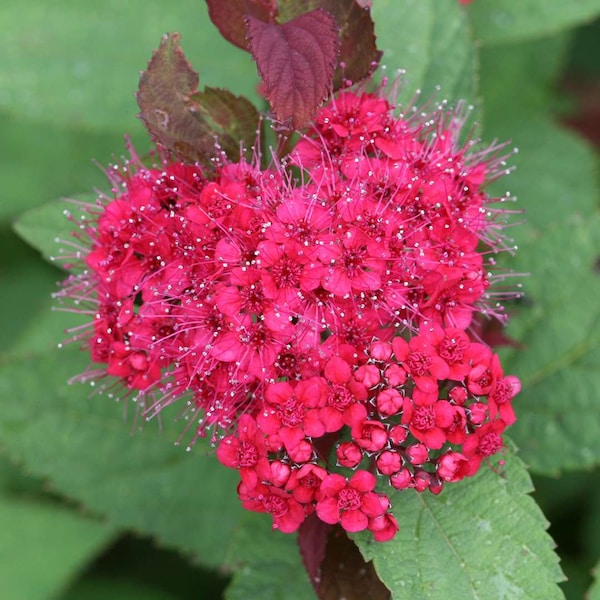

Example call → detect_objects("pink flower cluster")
59 86 520 541
217 331 519 540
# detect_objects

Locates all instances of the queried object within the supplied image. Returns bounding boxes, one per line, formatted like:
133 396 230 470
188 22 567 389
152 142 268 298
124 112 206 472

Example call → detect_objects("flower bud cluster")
216 331 519 540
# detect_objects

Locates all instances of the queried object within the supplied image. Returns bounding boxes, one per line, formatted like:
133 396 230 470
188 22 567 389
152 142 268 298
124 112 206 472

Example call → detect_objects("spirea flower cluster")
58 86 520 541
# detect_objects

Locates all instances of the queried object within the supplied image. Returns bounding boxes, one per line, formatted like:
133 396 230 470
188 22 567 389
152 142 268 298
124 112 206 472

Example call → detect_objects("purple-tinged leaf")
205 0 277 50
318 526 390 600
246 9 339 128
137 33 259 164
278 0 381 88
186 87 261 159
297 512 332 593
321 0 381 87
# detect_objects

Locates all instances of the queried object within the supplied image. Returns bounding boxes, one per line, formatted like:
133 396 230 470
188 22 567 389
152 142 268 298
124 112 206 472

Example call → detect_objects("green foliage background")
1 1 600 598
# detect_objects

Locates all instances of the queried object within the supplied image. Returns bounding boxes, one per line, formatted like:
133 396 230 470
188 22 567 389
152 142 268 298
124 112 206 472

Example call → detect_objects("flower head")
57 81 521 541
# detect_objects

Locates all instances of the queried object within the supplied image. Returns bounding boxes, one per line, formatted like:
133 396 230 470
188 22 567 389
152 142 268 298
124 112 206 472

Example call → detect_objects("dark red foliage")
246 9 339 127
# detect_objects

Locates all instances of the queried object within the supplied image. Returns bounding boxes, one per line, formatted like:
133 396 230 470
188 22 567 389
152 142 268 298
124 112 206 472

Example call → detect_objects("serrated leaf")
247 9 339 128
478 37 600 474
205 0 276 50
137 33 259 163
0 347 245 568
498 214 600 474
469 0 600 46
187 86 262 156
353 448 564 599
297 513 331 592
278 0 381 88
371 0 477 103
224 512 315 600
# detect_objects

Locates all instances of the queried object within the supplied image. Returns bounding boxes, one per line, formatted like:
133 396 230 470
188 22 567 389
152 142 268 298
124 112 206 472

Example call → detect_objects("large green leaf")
0 457 116 600
469 0 600 46
476 35 600 474
354 448 564 599
0 347 246 569
479 34 571 117
372 0 477 103
0 0 258 132
499 214 600 474
224 513 314 600
0 497 115 600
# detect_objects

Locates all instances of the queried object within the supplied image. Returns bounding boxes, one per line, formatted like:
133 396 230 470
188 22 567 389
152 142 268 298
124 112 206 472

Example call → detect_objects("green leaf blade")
0 347 245 569
354 449 564 599
0 457 117 600
372 0 477 103
224 513 315 600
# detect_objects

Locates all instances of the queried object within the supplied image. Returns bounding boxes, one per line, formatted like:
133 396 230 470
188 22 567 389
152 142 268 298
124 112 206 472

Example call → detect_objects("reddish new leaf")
297 512 333 593
318 0 381 87
137 33 259 164
186 87 261 159
246 9 339 128
318 526 390 600
205 0 277 50
278 0 381 88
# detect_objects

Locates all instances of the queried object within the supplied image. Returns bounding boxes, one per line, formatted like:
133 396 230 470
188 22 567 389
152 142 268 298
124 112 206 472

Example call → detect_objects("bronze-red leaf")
297 513 333 593
317 0 381 87
205 0 277 50
137 33 259 165
246 9 339 128
318 526 390 600
278 0 381 88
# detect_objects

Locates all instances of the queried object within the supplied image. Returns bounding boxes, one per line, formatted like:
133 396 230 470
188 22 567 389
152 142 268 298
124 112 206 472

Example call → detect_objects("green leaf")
0 229 63 355
61 577 178 600
590 560 600 600
0 498 115 600
477 34 600 474
476 31 600 474
13 197 92 267
0 347 246 569
478 37 598 241
479 34 571 117
372 0 477 103
0 457 116 600
491 116 597 242
224 513 315 600
0 0 258 132
353 448 564 599
499 214 600 474
469 0 600 46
